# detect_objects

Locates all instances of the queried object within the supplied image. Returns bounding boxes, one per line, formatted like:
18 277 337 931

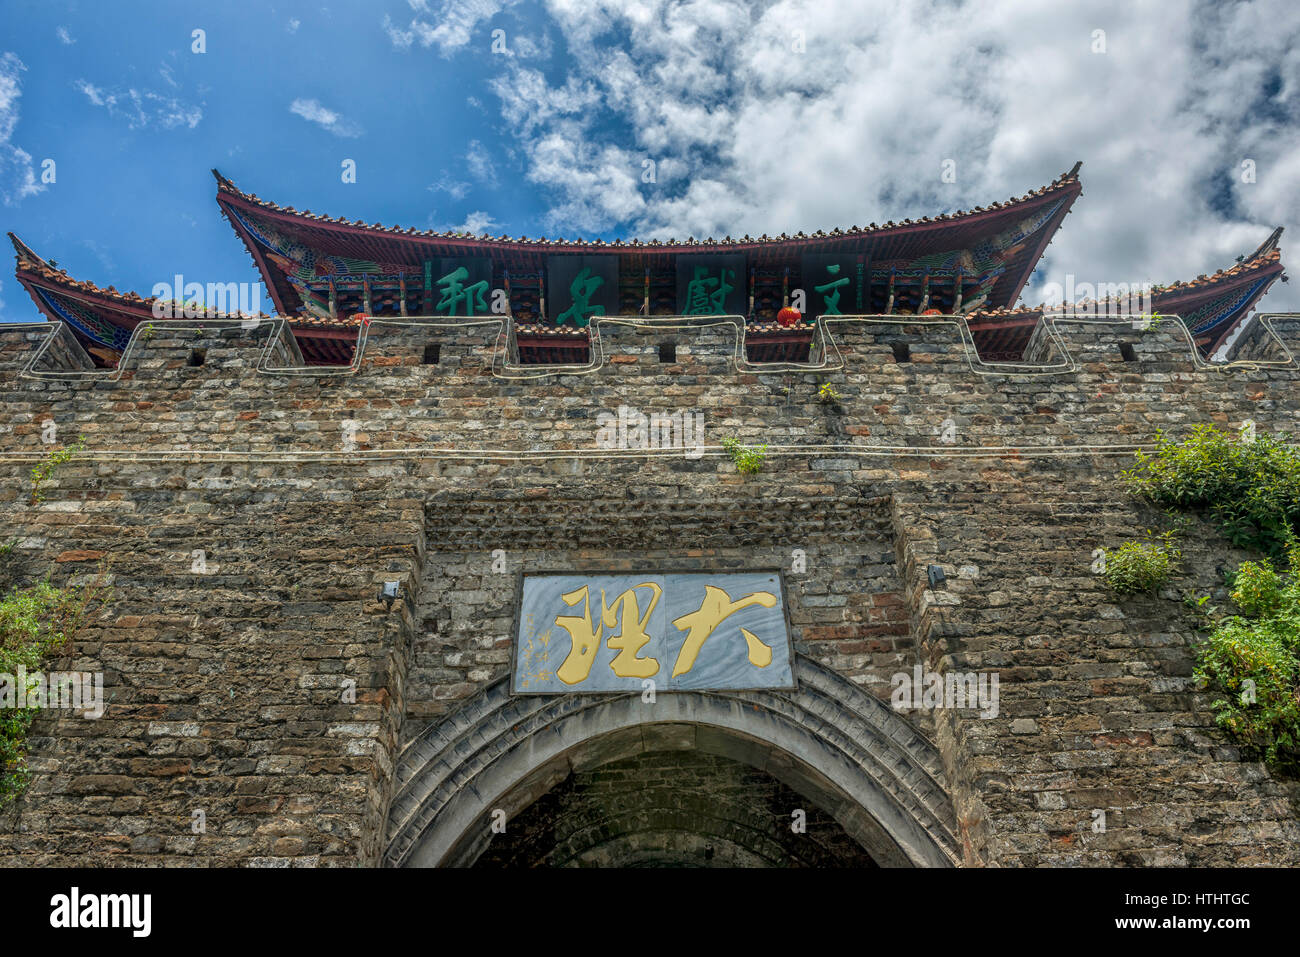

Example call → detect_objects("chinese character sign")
513 572 794 693
802 254 866 316
548 256 620 327
675 255 747 317
432 257 493 317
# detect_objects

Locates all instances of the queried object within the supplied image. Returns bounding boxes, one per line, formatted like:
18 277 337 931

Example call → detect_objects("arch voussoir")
384 656 960 868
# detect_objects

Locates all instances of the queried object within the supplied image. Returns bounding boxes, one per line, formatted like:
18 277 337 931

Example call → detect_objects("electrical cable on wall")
4 312 1296 467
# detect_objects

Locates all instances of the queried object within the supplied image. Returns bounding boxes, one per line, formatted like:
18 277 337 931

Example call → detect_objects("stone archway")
384 655 960 868
470 746 882 867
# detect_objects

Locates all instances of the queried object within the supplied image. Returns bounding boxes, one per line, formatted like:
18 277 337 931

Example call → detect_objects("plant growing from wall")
29 437 84 506
720 437 767 476
817 382 842 405
0 550 111 807
1123 425 1300 560
1191 543 1300 771
1122 427 1300 768
0 537 18 590
1102 531 1180 595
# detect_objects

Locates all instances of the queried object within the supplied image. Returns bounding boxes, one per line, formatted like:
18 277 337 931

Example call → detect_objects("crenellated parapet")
10 167 1288 371
1 312 1297 465
6 309 1296 374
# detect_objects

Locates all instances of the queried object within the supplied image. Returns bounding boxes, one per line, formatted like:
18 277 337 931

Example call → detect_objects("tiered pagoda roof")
213 164 1083 320
8 232 353 364
7 164 1286 366
965 228 1285 360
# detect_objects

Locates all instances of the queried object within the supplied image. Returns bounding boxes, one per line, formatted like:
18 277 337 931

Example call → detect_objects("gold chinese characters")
554 581 777 685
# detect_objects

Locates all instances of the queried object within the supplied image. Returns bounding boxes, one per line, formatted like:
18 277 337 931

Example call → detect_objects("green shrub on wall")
2 583 64 802
2 439 111 806
29 437 84 506
1229 558 1286 618
0 579 82 806
0 556 110 807
1122 425 1300 768
1123 425 1300 560
1193 546 1300 770
720 437 767 476
1102 533 1180 595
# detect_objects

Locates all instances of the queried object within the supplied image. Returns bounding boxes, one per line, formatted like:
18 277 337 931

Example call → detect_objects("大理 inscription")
513 572 794 693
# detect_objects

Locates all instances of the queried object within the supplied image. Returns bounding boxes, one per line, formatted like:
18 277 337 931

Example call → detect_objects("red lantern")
777 306 801 328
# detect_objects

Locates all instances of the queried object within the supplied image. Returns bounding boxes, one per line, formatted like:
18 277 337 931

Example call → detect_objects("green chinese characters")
555 267 605 327
435 266 490 317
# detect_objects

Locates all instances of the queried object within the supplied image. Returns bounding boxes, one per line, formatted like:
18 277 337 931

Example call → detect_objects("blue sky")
1 0 1298 322
0 1 558 319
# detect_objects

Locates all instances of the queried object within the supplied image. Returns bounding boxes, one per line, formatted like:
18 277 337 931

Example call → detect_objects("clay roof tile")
215 165 1084 249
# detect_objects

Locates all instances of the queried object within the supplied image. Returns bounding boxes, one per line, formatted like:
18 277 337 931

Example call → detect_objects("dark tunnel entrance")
470 746 878 868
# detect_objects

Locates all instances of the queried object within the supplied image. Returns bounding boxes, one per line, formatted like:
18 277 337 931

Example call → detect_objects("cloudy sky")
0 0 1297 321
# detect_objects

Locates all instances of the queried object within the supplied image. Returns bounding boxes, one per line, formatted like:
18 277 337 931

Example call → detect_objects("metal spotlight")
927 565 946 588
379 580 400 609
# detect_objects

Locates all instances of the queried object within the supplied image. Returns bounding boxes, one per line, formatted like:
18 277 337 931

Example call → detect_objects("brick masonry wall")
0 315 1297 866
473 748 876 867
408 494 911 730
0 489 421 866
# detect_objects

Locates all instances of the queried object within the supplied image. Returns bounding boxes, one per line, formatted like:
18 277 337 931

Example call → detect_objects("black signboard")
802 254 866 316
427 257 493 317
675 254 747 317
548 256 619 327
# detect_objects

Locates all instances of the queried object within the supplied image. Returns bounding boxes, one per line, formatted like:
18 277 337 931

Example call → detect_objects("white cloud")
465 139 498 185
383 14 418 49
288 98 362 138
511 31 553 59
0 53 45 206
484 0 1300 311
75 77 202 129
429 173 471 200
288 18 301 34
448 210 501 234
427 142 501 208
384 0 521 56
74 79 105 106
56 27 75 45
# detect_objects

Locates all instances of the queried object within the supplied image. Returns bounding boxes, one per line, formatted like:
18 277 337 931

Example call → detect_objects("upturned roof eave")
9 238 277 323
211 164 1085 256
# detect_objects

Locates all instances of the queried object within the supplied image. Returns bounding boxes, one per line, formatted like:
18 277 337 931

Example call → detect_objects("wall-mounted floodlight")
927 565 946 588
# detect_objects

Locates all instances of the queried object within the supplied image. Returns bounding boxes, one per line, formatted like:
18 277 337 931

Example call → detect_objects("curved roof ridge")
12 238 276 318
1248 225 1284 261
1019 241 1284 312
1153 246 1282 295
8 231 48 266
967 305 1044 318
16 248 1276 331
211 163 1084 249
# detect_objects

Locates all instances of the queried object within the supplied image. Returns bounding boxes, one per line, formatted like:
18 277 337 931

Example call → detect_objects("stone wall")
473 748 877 867
0 490 421 866
409 493 909 728
0 314 1298 866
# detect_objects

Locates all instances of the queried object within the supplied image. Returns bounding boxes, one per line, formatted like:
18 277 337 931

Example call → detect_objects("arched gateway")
9 165 1296 871
384 655 960 868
